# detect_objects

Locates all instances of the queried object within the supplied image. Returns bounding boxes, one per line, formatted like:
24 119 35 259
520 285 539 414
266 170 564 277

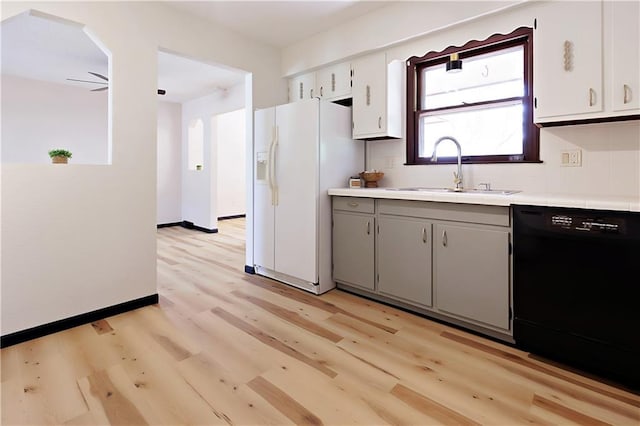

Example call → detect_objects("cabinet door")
317 62 351 101
611 1 640 112
333 212 375 290
434 224 510 330
352 52 387 137
378 216 432 307
289 73 316 102
534 1 603 120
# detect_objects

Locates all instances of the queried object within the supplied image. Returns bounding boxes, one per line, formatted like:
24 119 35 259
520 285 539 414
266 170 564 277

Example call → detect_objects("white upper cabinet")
351 52 403 140
610 0 640 112
288 61 351 103
534 0 640 124
533 1 603 121
288 72 316 102
316 62 352 101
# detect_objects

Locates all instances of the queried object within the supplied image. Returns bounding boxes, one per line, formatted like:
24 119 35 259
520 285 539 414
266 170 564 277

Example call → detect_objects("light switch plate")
561 149 582 167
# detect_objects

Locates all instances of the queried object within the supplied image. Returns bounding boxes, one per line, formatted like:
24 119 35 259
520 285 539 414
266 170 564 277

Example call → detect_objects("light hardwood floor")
2 218 639 425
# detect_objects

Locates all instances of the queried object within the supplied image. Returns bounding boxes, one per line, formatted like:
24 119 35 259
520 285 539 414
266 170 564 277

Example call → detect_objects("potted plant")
48 149 72 164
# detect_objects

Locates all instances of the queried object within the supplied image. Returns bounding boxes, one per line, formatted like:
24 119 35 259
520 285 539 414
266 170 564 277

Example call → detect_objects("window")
406 27 539 165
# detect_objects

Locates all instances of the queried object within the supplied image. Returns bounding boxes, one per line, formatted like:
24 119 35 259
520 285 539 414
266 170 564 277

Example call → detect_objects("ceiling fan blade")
91 86 109 92
88 71 108 81
66 78 105 85
157 89 166 95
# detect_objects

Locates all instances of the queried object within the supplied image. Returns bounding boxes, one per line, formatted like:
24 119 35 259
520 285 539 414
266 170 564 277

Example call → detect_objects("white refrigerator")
253 98 363 294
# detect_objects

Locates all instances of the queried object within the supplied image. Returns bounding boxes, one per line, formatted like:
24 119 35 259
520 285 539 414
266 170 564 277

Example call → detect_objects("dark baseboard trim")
181 220 218 234
0 294 159 348
157 222 182 228
244 265 256 274
157 220 218 234
218 214 246 221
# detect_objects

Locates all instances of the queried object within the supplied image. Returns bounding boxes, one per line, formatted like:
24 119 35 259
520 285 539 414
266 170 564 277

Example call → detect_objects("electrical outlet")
561 149 582 167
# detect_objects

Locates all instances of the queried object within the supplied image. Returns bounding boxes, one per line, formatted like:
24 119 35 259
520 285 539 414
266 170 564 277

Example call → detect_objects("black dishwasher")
513 205 640 390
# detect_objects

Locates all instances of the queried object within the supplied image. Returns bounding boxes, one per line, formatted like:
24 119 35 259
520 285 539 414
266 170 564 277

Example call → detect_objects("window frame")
406 27 539 165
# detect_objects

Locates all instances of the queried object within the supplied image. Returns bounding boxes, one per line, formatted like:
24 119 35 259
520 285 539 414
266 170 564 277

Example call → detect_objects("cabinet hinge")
533 18 537 29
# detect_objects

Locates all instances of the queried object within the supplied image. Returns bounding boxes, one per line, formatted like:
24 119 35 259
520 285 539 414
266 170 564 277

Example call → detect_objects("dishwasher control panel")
547 213 625 234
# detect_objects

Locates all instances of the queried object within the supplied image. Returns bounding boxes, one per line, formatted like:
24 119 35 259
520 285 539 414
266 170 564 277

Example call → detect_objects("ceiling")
1 2 393 103
163 1 393 48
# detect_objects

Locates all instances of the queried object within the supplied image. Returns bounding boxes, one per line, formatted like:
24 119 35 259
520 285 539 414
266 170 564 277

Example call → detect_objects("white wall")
182 82 245 230
1 2 283 336
282 1 521 75
284 1 640 200
157 101 182 224
1 74 108 164
215 108 246 218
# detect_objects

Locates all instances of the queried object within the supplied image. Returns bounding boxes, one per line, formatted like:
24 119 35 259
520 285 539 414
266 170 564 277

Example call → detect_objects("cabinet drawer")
333 197 374 214
378 199 509 227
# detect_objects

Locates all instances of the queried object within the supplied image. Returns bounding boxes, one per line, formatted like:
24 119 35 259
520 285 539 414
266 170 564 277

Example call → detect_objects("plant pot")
51 156 68 164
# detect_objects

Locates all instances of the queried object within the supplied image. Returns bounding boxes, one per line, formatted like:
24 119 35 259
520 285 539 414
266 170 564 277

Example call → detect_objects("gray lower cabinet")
332 196 512 340
377 216 432 307
332 206 375 290
434 223 510 330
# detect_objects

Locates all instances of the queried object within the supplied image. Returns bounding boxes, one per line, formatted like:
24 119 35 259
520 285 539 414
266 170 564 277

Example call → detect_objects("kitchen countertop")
327 187 640 212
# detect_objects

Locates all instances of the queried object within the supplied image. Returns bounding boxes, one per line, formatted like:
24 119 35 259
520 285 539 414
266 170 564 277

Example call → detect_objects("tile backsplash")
367 120 640 199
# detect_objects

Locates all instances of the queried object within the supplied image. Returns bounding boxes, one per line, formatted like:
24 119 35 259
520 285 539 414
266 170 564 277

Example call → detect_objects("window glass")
422 46 524 109
420 101 523 158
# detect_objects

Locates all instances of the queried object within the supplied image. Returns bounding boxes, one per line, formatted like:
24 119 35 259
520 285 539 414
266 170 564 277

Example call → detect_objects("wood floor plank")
247 376 323 426
3 218 639 426
231 290 343 343
391 383 481 426
77 367 150 425
532 394 612 425
225 301 400 393
177 352 295 426
211 306 338 378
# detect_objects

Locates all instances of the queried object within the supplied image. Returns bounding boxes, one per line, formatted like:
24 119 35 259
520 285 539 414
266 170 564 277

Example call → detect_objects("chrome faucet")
431 136 463 190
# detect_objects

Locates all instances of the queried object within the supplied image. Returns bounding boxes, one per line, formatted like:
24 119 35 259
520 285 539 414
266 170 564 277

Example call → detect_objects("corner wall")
157 101 182 224
0 2 283 336
181 83 245 231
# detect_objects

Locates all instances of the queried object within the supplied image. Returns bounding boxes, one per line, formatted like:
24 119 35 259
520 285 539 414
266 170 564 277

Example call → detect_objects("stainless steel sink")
385 187 521 195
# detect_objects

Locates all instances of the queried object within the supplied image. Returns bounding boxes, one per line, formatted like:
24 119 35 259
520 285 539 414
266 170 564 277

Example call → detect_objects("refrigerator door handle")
267 126 276 205
270 125 279 206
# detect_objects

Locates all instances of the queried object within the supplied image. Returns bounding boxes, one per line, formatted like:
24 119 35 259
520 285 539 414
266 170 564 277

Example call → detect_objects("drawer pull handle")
348 202 359 207
624 84 631 104
589 88 596 107
367 221 371 235
378 116 382 129
442 230 448 247
563 40 573 71
422 228 427 243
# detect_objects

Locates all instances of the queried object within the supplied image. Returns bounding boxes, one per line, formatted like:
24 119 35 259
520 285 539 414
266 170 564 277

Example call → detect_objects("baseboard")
244 265 256 274
157 222 182 228
218 214 246 221
181 221 218 234
157 221 218 233
0 294 159 348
